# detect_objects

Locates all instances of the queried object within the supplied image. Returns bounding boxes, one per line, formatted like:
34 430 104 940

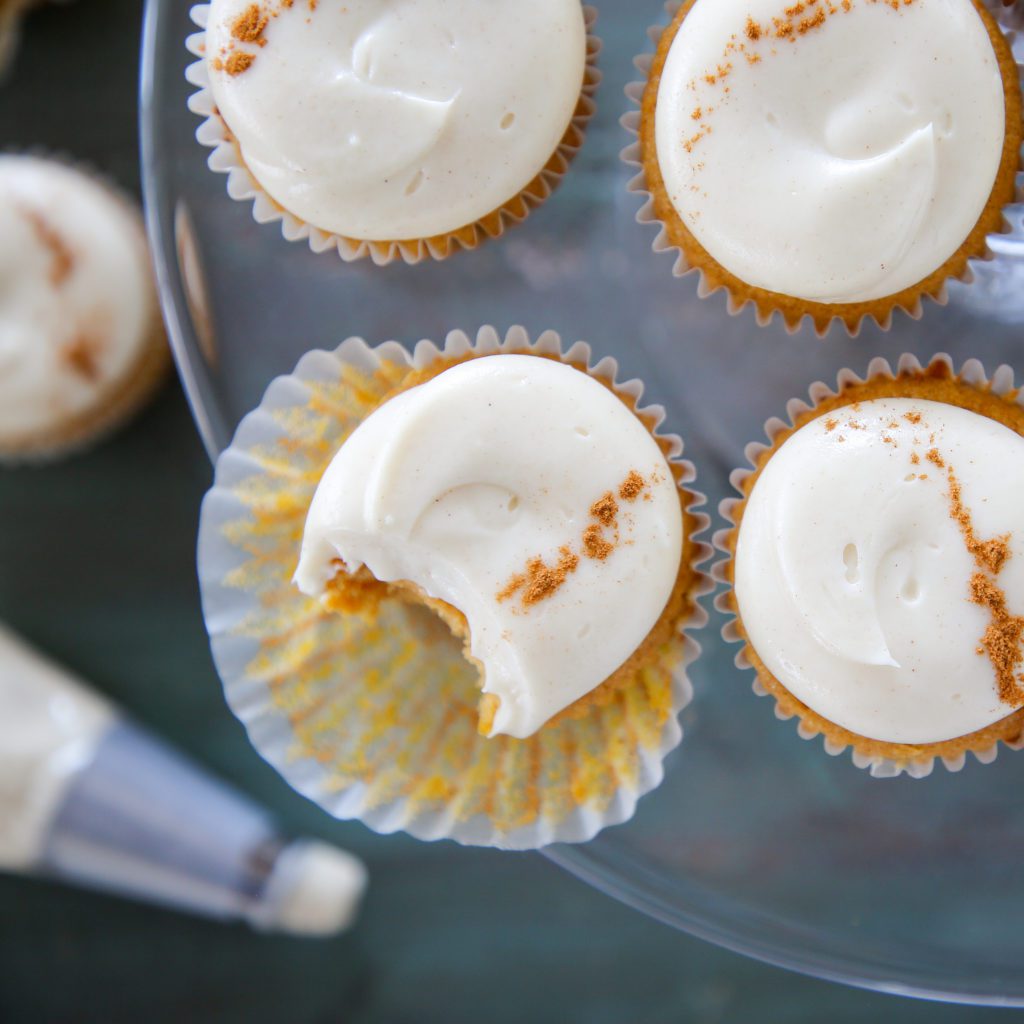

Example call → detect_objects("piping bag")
0 621 366 935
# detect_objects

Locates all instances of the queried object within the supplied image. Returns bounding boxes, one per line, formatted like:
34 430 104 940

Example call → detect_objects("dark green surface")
0 2 1021 1021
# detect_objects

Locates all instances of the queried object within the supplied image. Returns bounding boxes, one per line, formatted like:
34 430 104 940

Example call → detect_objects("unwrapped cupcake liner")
185 6 601 266
713 352 1024 778
0 148 170 464
197 325 712 849
622 0 1024 337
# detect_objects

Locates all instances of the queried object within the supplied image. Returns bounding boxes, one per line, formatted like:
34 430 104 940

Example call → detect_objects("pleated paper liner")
713 352 1024 779
185 5 601 266
0 150 170 464
622 0 1024 336
197 326 713 848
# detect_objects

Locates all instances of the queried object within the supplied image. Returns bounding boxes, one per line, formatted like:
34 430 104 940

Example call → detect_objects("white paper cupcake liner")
713 352 1024 778
622 0 1024 337
0 148 170 464
197 325 712 849
185 5 601 266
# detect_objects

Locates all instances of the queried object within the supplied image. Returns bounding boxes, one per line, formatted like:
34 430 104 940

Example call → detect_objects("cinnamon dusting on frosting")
924 444 1022 704
231 4 268 44
61 335 103 382
619 470 646 502
496 547 579 607
21 207 74 286
682 0 917 156
497 471 651 607
969 573 1024 705
945 467 1011 575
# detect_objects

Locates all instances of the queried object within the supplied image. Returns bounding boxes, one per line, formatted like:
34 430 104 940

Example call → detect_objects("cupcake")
187 1 599 264
0 155 169 463
198 327 711 847
631 0 1023 333
718 355 1024 776
296 353 693 740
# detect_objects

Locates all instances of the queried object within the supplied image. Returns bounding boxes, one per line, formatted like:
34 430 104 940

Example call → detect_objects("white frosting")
735 398 1024 745
294 355 683 739
0 624 116 871
204 0 586 240
654 0 1006 303
0 156 157 444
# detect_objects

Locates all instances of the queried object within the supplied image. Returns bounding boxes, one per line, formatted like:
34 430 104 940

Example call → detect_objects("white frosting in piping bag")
295 355 683 739
654 0 1007 303
0 156 157 444
204 0 587 241
735 398 1024 745
0 624 115 870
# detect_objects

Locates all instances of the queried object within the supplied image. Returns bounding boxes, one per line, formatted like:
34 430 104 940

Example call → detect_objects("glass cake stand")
141 0 1024 1004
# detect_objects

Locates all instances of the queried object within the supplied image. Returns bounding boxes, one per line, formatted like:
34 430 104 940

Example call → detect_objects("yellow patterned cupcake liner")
185 6 601 266
197 326 712 848
713 353 1024 779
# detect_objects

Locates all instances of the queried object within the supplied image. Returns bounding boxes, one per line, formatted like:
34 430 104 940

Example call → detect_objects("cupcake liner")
622 0 1024 337
185 6 601 266
0 149 170 465
713 352 1024 778
197 326 713 849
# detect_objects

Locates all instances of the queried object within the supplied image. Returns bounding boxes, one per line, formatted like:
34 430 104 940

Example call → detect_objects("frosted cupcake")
188 1 598 264
632 0 1023 333
719 357 1024 775
296 353 693 740
0 156 169 462
198 327 711 847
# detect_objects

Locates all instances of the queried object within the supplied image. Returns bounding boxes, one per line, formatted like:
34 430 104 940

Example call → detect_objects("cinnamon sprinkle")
946 466 1010 575
497 547 579 607
61 335 103 382
230 4 268 44
619 470 645 502
685 0 916 157
22 208 74 286
220 52 255 75
582 525 614 561
969 573 1024 705
496 471 650 606
590 492 618 526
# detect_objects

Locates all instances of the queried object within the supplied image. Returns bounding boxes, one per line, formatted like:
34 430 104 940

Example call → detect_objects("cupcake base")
715 353 1024 778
